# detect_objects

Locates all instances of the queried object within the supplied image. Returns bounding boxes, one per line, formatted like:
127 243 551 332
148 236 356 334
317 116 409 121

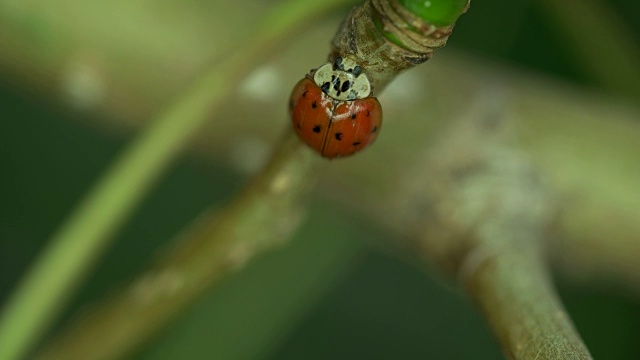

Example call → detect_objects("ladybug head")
313 55 371 101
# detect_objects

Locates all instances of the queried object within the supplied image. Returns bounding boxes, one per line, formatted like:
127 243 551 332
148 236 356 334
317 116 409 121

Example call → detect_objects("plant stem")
399 0 469 26
330 0 469 93
34 131 319 360
0 1 354 359
406 109 592 359
465 245 592 359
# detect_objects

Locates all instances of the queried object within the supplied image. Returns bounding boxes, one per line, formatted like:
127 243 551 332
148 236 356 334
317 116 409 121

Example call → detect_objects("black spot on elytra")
351 113 356 120
335 132 343 140
366 109 370 117
302 90 308 98
311 101 317 109
297 123 302 129
312 125 321 133
341 80 351 92
371 126 378 133
353 141 361 146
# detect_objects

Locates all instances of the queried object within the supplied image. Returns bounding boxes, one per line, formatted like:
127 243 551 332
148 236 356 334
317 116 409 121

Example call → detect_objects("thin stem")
0 1 354 359
34 131 319 360
330 0 469 93
398 0 469 26
406 110 592 359
464 245 592 359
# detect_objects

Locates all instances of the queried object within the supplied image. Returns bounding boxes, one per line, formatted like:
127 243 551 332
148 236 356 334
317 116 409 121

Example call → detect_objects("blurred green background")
1 0 639 359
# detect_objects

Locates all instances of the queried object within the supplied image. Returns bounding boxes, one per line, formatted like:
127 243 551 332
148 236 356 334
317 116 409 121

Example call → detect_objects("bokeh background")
1 0 639 359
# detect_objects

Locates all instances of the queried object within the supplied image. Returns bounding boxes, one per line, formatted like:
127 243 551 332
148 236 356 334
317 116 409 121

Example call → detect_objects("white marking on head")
313 55 371 101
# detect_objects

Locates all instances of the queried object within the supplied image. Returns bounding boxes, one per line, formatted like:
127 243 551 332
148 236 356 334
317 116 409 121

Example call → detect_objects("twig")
403 101 592 358
329 0 469 92
34 131 319 360
465 245 591 359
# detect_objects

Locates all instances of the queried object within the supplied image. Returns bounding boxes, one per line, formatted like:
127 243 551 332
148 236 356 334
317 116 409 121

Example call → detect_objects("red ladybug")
289 55 382 159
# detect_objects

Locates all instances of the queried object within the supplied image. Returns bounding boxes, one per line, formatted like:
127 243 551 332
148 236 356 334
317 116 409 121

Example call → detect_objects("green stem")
331 0 469 93
0 1 354 359
399 0 469 26
466 246 592 359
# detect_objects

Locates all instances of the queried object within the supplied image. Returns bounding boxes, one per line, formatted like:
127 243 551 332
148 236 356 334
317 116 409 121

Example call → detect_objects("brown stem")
464 245 592 359
407 111 592 359
34 132 318 360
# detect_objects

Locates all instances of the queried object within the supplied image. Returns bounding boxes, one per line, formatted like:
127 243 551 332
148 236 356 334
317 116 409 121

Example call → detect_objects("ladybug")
289 55 382 159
